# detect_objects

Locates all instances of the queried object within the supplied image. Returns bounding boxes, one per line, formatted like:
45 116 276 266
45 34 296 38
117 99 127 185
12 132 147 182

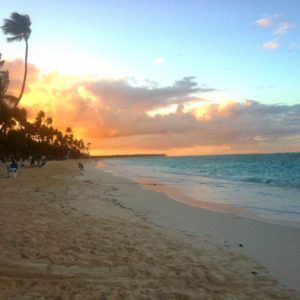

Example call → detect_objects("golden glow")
167 144 233 156
8 58 292 156
77 86 97 103
89 144 242 156
147 104 178 117
193 103 211 120
31 47 128 78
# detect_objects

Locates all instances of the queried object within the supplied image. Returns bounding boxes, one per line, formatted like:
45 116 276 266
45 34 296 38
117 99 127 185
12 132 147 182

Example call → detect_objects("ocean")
99 153 300 227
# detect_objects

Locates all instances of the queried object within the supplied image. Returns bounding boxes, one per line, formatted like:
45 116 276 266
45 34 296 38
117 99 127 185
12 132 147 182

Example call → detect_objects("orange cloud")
256 16 276 27
262 40 279 50
5 59 39 97
6 59 300 155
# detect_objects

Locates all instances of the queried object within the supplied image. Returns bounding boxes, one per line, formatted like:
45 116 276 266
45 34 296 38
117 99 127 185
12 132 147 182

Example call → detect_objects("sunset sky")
1 0 299 155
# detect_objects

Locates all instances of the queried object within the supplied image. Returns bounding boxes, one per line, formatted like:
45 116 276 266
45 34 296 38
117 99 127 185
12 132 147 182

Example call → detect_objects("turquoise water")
100 153 300 226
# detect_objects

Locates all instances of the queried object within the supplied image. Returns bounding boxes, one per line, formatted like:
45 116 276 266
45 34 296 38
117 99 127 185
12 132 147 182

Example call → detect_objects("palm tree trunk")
0 99 3 129
14 39 28 108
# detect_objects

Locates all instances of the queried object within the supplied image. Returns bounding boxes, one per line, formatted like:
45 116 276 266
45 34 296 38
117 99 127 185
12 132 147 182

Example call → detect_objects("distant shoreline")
91 154 167 159
90 152 300 159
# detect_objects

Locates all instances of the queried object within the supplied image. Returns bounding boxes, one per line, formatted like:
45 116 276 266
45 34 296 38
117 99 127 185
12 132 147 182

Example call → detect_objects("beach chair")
38 160 46 168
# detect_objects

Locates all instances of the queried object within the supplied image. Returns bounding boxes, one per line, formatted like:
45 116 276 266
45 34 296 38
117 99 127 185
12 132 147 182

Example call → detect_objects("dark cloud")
84 76 215 111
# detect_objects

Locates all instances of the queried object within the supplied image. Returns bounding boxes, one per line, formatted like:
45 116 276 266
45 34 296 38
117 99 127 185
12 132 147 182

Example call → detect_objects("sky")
0 0 299 155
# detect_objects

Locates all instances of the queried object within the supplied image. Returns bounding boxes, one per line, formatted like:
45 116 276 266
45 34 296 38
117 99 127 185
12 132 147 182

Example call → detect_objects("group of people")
4 156 47 178
30 156 47 168
4 158 83 179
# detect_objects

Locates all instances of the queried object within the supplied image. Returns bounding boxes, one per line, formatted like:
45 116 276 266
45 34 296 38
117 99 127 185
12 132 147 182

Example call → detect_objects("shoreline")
137 178 300 229
0 160 299 299
138 178 258 218
99 159 300 229
95 162 300 293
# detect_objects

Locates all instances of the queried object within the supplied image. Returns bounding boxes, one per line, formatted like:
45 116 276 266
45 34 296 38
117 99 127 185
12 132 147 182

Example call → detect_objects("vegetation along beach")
1 1 300 299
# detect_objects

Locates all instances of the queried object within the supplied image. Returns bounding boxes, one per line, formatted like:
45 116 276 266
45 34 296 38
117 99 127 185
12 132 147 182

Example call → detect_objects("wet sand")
0 160 299 299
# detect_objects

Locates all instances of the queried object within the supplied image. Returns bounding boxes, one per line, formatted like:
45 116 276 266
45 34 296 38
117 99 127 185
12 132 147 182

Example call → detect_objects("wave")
101 154 300 225
133 154 300 190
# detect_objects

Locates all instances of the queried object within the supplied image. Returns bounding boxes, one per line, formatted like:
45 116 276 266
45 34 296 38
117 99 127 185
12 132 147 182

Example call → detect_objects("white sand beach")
0 160 299 299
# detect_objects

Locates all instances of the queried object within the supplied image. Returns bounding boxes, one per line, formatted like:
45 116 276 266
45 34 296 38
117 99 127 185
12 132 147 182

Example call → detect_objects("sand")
0 160 299 299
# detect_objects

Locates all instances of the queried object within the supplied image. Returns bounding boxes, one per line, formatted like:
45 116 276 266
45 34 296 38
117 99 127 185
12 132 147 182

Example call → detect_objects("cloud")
84 76 214 112
7 59 300 155
255 16 294 35
256 16 294 51
274 21 294 35
256 16 276 27
85 100 300 155
262 40 279 50
5 59 39 96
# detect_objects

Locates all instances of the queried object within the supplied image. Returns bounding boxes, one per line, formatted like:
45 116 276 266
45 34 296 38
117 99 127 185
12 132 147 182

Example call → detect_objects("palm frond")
0 70 9 95
1 12 31 40
2 19 22 35
7 35 24 42
0 70 9 79
11 12 31 28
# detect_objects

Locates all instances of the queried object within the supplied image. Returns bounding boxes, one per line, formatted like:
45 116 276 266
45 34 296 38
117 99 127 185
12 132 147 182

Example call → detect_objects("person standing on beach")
30 157 35 166
7 160 18 178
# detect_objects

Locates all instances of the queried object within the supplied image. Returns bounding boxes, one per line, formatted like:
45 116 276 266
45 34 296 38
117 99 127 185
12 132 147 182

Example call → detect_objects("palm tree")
0 54 8 124
1 12 31 108
45 117 53 127
0 53 19 132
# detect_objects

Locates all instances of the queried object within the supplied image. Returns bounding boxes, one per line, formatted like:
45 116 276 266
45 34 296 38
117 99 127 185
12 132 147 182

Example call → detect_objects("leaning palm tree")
1 12 31 108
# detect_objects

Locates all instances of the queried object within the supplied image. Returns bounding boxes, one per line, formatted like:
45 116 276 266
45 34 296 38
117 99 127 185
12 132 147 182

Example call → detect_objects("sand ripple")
0 161 298 299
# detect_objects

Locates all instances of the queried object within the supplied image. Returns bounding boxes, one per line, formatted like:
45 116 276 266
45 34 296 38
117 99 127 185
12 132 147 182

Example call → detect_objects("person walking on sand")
7 160 18 178
30 157 35 166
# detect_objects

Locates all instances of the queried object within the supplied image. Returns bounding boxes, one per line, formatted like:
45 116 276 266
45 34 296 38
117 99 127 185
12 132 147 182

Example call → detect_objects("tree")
0 52 89 159
0 55 8 126
1 12 31 108
0 53 19 132
45 117 52 127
